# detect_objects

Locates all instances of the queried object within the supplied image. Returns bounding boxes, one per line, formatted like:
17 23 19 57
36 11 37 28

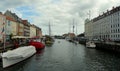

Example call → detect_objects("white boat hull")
1 46 36 68
86 41 96 48
86 44 96 48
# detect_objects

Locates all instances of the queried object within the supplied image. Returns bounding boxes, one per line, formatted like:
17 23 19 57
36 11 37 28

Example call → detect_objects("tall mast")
49 20 51 36
76 22 77 35
73 18 75 33
69 22 71 33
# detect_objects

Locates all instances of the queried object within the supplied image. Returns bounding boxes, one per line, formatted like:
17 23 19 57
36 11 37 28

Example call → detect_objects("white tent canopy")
12 36 30 39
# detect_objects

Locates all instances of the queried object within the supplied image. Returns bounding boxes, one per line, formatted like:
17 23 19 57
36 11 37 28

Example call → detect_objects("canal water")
1 39 120 71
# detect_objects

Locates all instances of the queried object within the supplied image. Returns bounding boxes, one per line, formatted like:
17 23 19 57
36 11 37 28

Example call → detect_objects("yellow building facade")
30 25 36 38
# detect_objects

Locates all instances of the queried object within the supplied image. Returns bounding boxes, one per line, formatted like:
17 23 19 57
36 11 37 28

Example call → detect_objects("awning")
12 36 30 39
31 36 40 39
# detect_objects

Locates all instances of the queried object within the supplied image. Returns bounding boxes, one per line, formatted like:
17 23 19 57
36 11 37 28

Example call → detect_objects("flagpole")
3 20 6 51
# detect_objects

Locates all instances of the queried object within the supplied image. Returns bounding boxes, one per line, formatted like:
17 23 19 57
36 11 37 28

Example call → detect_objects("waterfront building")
10 20 18 36
85 19 94 40
30 25 43 38
36 26 42 38
0 12 6 42
68 33 75 38
4 10 24 36
4 10 42 38
6 16 18 41
18 22 24 36
22 20 30 37
30 25 37 38
4 10 22 23
85 6 120 41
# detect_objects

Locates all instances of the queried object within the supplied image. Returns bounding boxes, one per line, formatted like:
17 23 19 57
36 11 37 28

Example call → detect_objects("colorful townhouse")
5 16 18 41
0 10 43 40
30 24 37 38
4 10 24 36
0 12 6 42
22 20 30 37
36 26 42 38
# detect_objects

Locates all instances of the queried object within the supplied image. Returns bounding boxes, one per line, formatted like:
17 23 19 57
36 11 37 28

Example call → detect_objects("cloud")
0 0 120 35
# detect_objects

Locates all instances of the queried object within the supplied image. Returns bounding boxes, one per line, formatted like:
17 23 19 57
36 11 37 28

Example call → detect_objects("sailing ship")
45 21 54 45
66 19 76 42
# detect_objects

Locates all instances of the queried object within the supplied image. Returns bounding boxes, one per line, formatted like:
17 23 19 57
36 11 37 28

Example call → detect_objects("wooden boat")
44 21 55 45
86 41 96 48
45 38 54 45
1 46 36 68
45 36 54 45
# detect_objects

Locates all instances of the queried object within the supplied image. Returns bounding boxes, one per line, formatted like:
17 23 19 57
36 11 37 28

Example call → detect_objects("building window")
8 21 10 26
114 30 115 33
118 18 119 23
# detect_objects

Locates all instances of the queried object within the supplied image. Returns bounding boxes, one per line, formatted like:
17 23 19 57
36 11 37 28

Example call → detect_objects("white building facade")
85 19 94 40
85 6 120 41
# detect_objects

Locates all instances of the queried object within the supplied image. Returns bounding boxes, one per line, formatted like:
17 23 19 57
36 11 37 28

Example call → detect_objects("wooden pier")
95 41 120 52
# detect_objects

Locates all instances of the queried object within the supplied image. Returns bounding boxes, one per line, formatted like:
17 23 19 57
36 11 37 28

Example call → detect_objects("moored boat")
86 41 96 48
1 45 36 68
45 36 54 45
29 40 45 50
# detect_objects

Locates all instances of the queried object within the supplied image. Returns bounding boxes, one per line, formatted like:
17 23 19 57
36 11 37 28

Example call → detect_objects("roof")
6 16 16 22
68 33 75 37
22 20 27 24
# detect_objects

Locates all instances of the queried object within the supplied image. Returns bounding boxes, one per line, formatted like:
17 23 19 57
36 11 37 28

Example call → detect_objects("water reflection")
1 57 32 71
83 48 120 71
35 49 45 61
36 49 45 54
45 43 54 47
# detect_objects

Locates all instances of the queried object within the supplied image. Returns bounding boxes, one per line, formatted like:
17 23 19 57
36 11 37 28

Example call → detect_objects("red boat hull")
29 41 45 50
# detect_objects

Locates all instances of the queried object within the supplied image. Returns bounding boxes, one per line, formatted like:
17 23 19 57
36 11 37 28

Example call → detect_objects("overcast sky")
0 0 120 35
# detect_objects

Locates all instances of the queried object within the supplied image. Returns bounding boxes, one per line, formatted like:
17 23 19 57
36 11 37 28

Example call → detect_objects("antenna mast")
88 10 91 20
